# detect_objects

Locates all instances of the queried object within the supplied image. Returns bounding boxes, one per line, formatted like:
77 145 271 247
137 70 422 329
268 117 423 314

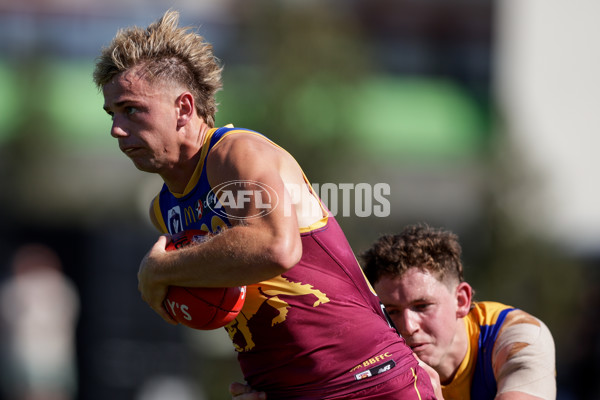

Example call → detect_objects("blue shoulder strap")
198 126 263 180
471 308 515 400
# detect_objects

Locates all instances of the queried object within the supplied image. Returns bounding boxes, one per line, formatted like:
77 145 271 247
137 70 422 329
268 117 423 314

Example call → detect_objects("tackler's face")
374 268 464 371
102 67 182 174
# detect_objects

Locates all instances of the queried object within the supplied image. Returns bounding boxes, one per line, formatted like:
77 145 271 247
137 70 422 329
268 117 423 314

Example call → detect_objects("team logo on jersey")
196 199 203 220
167 206 183 234
225 276 329 352
205 190 218 210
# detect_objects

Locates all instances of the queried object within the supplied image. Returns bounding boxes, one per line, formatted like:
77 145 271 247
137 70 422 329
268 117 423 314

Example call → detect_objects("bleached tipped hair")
93 10 223 127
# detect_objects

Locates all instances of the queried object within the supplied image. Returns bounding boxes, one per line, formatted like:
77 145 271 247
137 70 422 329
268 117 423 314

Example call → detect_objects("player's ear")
176 92 195 128
455 282 472 318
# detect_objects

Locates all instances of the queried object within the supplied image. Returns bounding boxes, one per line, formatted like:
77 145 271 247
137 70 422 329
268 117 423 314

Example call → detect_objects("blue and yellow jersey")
151 126 238 235
442 301 515 400
442 301 556 400
151 126 416 399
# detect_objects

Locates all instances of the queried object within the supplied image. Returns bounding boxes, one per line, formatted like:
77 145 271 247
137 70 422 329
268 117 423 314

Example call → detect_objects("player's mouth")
408 342 428 352
122 146 142 155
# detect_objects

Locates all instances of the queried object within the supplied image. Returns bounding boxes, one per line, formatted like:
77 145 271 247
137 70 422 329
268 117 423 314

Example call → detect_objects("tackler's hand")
229 381 266 400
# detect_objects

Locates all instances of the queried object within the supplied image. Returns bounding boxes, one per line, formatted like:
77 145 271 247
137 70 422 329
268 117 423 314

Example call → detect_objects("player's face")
102 68 183 174
374 269 463 372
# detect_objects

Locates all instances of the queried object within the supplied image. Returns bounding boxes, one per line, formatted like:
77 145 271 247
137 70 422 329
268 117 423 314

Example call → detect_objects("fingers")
154 233 170 251
229 382 266 400
157 303 179 325
138 234 178 325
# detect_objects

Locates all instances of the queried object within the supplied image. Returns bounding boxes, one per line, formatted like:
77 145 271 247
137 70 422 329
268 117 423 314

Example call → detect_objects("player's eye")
412 303 431 312
125 106 139 115
105 110 114 120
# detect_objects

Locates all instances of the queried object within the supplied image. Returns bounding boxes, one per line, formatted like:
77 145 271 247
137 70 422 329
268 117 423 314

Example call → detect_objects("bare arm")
138 132 305 323
493 311 556 400
495 392 547 400
229 382 266 400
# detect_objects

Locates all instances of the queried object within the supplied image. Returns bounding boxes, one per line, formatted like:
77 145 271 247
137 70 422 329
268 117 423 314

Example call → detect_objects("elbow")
268 234 302 273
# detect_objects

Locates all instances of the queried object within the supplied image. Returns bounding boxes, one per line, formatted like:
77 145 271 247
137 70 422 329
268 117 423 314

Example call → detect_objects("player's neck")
161 123 208 195
438 318 469 384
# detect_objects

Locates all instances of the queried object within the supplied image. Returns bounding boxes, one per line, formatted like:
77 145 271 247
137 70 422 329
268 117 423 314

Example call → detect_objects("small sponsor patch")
354 360 396 381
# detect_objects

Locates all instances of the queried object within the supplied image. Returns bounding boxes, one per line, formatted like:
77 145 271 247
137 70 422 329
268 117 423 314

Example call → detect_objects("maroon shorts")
326 364 436 400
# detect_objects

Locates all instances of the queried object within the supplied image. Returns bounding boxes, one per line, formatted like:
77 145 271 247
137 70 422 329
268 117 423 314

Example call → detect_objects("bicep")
205 134 303 267
206 134 299 231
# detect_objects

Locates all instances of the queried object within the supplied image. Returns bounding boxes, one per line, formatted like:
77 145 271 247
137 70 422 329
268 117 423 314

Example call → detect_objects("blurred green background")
0 1 598 399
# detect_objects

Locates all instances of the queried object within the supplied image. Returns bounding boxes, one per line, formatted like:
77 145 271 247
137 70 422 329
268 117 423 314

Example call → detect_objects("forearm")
145 224 301 288
495 392 546 400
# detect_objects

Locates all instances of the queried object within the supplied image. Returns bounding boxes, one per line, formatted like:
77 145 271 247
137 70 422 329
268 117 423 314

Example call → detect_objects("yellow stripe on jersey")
171 127 218 198
152 195 168 234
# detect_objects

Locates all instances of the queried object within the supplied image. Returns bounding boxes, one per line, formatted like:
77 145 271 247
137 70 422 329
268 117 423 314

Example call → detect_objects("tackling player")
232 224 556 399
362 224 556 400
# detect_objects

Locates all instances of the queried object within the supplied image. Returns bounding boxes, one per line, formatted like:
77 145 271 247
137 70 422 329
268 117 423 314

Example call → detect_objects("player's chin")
411 346 432 361
130 158 161 174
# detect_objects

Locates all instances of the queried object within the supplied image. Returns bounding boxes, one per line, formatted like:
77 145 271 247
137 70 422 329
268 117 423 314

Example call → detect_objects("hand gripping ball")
163 230 246 330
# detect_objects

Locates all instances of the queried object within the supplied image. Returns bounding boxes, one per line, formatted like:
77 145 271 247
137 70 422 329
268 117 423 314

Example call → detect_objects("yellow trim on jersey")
441 302 514 400
152 195 168 233
298 216 329 233
441 318 477 399
170 127 218 198
411 367 423 400
299 171 329 233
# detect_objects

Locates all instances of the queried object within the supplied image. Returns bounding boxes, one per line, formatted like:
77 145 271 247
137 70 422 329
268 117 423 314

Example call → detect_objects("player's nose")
110 117 128 138
397 311 419 337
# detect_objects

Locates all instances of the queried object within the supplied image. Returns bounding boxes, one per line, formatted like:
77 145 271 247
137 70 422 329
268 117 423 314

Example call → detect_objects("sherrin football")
163 229 246 330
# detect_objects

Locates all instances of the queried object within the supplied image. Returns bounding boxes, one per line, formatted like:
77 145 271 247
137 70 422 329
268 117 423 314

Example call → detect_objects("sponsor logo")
353 359 396 381
378 364 392 374
165 299 192 321
183 205 197 226
196 199 203 220
355 370 372 381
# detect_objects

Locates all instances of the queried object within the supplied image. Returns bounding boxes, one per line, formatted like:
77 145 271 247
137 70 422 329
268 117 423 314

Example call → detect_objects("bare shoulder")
496 309 554 354
210 130 288 165
207 130 302 184
493 309 556 399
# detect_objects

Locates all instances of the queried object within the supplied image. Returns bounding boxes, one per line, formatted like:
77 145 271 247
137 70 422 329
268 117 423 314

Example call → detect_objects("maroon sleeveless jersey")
152 127 418 398
225 213 416 399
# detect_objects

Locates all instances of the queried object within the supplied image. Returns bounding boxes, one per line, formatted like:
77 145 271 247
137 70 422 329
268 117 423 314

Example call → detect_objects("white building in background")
495 0 600 256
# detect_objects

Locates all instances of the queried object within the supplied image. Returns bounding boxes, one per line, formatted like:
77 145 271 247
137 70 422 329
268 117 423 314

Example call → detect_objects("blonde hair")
93 10 222 127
